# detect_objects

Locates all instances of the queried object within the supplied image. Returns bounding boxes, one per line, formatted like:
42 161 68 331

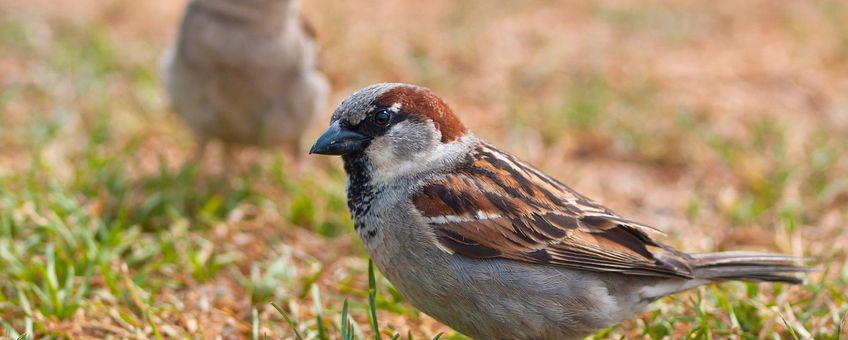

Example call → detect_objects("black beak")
309 121 370 155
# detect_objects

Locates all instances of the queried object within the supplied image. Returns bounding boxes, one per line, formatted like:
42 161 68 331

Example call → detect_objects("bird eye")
374 110 392 127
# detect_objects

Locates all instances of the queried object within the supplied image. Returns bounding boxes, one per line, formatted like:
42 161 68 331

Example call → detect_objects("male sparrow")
162 0 328 158
310 83 810 339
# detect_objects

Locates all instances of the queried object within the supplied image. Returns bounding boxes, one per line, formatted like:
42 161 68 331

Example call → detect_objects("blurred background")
1 0 846 338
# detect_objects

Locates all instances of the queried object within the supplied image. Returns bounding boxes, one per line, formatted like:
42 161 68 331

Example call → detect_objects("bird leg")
188 137 209 167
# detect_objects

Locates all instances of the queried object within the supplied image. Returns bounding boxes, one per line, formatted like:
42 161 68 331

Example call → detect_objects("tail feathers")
689 251 814 285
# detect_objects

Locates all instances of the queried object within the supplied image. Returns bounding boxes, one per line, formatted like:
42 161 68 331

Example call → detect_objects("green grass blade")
368 259 382 340
251 307 260 340
271 302 304 340
777 312 800 340
146 308 163 340
312 285 327 340
340 299 351 340
1 322 20 339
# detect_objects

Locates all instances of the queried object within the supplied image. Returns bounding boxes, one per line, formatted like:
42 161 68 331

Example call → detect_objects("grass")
1 0 847 338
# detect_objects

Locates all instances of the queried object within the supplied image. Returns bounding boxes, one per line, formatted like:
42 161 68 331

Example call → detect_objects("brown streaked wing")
413 144 694 278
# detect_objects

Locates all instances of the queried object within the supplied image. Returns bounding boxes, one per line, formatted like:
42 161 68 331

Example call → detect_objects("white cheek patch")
365 137 396 168
365 120 434 177
365 120 478 184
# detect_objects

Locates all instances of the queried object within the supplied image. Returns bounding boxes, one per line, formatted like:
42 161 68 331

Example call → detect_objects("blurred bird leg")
221 143 240 176
190 138 208 164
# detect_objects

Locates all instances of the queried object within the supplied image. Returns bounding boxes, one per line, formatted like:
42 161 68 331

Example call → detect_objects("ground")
0 0 846 338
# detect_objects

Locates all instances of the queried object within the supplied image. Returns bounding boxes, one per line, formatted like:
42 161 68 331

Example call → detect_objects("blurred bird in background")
161 0 328 163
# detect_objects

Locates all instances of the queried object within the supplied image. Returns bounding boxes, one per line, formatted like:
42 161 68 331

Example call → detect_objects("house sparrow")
310 83 811 339
161 0 328 158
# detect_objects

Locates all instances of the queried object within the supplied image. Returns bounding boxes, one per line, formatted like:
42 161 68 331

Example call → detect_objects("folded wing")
413 144 695 278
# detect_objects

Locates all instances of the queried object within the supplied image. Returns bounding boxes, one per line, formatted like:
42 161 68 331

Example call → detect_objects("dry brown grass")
1 0 846 338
